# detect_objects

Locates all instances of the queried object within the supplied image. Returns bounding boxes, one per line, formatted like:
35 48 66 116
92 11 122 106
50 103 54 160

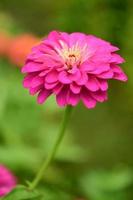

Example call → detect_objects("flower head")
22 31 127 109
0 165 17 197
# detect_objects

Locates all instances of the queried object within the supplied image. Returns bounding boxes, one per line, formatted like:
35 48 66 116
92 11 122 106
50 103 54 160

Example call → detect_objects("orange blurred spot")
7 34 40 67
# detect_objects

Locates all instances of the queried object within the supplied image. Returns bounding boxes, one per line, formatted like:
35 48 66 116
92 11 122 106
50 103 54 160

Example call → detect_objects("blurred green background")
0 0 133 199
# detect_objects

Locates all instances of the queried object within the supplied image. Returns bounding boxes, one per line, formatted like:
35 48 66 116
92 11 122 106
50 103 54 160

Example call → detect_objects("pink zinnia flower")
22 31 127 109
0 165 17 197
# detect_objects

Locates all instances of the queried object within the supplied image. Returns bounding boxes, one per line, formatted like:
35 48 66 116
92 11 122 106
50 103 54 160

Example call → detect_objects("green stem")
29 105 73 190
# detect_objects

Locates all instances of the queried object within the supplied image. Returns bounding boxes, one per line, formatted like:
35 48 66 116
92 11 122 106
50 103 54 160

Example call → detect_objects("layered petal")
81 88 96 109
37 90 51 104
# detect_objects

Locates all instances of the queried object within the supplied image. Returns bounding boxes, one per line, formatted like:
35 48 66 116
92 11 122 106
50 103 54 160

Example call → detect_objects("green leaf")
80 168 133 200
2 185 43 200
39 186 73 200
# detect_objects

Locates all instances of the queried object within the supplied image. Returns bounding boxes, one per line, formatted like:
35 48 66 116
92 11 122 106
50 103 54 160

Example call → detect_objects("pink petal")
68 66 78 74
67 91 80 106
69 33 87 48
111 64 128 82
70 83 81 94
47 31 61 42
56 86 69 106
29 86 42 95
27 53 45 63
76 72 88 85
42 52 61 62
39 69 51 77
37 90 51 104
81 89 96 109
110 45 119 52
113 72 128 81
110 53 125 64
86 77 99 91
31 77 44 88
98 79 108 91
97 70 113 79
45 70 58 83
0 165 17 197
90 91 108 102
23 75 35 88
89 63 110 75
53 83 63 95
80 60 110 74
44 31 64 50
0 187 10 197
22 62 45 73
58 71 72 84
91 52 111 63
40 56 61 67
68 69 81 81
45 81 58 89
80 61 96 72
60 32 70 43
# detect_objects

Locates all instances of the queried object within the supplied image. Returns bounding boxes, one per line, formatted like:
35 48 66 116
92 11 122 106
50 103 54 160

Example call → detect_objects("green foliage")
2 186 43 200
80 168 133 200
2 185 73 200
0 12 24 35
39 186 73 200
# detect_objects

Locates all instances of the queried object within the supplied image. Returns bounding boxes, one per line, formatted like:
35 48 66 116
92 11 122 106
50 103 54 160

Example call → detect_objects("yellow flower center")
55 40 90 69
